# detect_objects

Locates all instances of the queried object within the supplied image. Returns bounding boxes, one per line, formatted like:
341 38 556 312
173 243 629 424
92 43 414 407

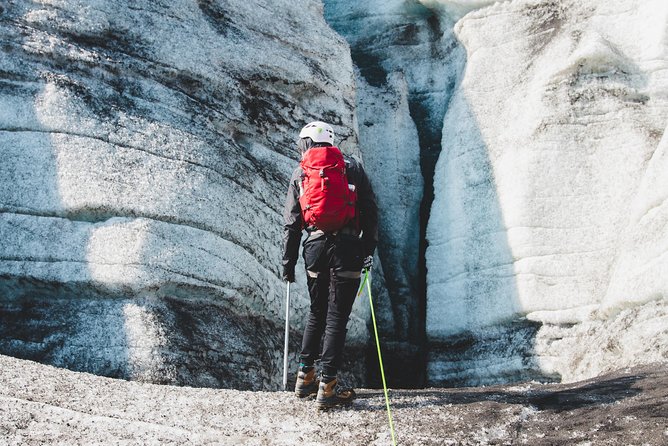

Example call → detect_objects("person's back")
282 121 378 409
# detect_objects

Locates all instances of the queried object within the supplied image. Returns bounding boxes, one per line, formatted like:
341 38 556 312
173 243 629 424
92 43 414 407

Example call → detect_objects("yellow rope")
365 270 397 445
356 269 369 298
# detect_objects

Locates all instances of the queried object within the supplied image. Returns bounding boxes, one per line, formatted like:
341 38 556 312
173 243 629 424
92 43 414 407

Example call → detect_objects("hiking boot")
315 377 356 410
295 366 319 398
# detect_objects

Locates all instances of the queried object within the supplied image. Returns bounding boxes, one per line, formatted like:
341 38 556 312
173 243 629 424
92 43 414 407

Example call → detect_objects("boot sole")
316 402 354 411
295 390 318 398
315 398 355 410
295 380 320 398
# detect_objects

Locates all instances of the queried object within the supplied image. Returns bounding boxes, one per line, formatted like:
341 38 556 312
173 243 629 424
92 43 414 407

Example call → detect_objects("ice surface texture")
0 0 367 389
426 0 668 384
1 0 667 389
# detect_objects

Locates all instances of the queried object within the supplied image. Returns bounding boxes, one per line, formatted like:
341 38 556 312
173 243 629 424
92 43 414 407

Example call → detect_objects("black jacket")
282 153 378 274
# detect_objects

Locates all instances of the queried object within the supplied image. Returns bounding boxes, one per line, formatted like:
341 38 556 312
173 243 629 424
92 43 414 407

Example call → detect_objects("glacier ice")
324 0 466 386
1 0 667 390
0 0 366 389
427 0 668 385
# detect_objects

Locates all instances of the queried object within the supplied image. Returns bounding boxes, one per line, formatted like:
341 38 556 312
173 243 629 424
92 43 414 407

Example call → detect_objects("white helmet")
299 121 334 145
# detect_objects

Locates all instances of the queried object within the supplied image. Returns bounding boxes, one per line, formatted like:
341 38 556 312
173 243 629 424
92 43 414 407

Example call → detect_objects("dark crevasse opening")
323 1 465 388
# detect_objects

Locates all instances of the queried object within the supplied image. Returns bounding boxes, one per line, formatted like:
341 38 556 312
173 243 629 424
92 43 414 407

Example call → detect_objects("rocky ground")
0 354 666 445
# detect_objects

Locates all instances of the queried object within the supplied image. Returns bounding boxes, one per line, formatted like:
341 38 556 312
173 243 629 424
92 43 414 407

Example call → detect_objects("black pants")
300 232 363 377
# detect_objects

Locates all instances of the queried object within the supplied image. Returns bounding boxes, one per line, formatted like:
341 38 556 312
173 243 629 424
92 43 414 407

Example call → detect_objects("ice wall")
324 0 465 386
2 0 666 390
427 0 668 385
0 0 368 389
418 0 504 21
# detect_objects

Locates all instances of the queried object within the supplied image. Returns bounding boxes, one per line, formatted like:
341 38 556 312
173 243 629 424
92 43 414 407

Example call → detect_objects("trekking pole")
365 270 397 446
282 281 291 391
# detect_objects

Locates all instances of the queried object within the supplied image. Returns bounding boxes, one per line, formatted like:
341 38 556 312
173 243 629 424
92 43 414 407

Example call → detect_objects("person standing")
282 121 378 410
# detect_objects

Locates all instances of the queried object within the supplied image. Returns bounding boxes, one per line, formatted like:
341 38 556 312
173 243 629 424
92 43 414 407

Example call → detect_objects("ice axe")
282 281 291 391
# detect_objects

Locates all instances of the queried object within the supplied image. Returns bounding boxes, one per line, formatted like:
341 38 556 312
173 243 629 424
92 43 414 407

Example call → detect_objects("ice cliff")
0 0 367 389
424 0 668 385
325 0 668 386
1 0 666 390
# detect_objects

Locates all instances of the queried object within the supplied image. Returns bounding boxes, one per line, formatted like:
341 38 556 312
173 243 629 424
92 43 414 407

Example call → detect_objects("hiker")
282 121 378 409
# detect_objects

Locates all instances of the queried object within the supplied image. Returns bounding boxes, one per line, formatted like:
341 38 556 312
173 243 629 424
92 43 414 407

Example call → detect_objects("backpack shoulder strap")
343 156 363 183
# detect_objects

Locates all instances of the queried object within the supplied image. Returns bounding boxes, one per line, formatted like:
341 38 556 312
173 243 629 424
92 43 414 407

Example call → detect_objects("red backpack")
299 146 357 232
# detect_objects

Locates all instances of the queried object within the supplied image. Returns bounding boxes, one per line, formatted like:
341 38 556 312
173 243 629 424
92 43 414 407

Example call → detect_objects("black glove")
363 255 373 271
282 265 295 283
